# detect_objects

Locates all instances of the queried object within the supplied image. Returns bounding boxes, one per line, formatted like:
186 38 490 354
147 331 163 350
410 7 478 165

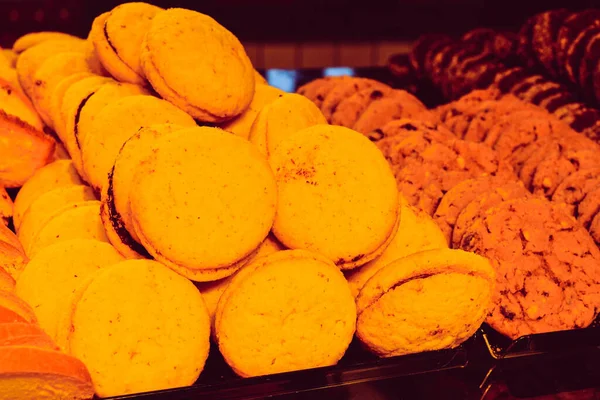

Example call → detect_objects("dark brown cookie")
430 42 462 87
460 197 600 340
552 167 600 217
452 181 530 248
578 31 600 103
451 54 499 100
531 9 571 78
523 81 566 105
433 175 517 244
409 34 452 75
509 75 546 98
556 10 600 78
566 26 600 85
583 120 600 142
493 67 529 93
492 32 519 62
517 15 539 69
538 92 577 113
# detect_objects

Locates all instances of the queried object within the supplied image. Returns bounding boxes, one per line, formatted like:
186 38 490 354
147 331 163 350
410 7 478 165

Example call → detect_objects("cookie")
452 181 530 248
81 94 196 193
509 75 546 98
0 224 28 279
270 125 399 269
346 195 448 298
296 76 346 109
356 248 495 357
552 167 600 217
130 127 276 281
27 201 109 258
17 185 96 256
0 110 55 188
142 8 255 122
409 34 452 74
74 81 150 177
31 52 95 128
383 137 510 216
102 124 185 259
221 84 284 139
249 93 327 157
579 30 600 103
0 187 12 226
459 198 600 339
556 10 600 78
575 186 600 230
531 10 571 78
15 39 87 99
538 91 576 113
493 67 529 93
589 211 600 245
521 81 565 105
47 72 94 139
215 250 356 377
99 3 163 81
320 77 390 122
368 118 454 143
566 26 600 85
59 75 114 175
16 239 124 344
65 259 210 397
434 175 517 244
12 32 81 54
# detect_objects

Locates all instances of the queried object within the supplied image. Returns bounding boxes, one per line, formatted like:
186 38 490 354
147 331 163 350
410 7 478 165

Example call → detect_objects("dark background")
1 0 598 44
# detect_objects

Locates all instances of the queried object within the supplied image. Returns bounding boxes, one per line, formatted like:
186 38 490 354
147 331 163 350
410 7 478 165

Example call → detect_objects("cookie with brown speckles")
319 77 390 122
459 197 600 339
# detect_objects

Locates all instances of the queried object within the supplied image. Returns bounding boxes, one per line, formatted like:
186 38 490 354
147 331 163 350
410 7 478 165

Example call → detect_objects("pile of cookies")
0 2 501 398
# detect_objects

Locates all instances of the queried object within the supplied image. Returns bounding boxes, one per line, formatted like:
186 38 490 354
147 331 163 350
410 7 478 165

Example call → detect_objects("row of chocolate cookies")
518 9 600 105
367 114 600 341
404 23 600 141
493 67 600 142
406 29 517 101
296 76 435 135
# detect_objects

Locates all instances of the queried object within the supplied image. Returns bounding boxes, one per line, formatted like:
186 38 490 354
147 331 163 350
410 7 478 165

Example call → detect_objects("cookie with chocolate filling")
531 9 571 78
578 30 600 103
556 10 600 78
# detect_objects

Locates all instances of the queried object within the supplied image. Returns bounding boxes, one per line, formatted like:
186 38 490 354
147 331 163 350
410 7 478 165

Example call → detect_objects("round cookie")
66 259 210 397
459 198 600 339
346 195 448 298
530 139 600 198
296 76 345 109
101 124 186 259
249 93 327 157
141 8 255 122
16 239 124 344
81 94 196 193
195 234 284 331
452 180 530 248
27 201 109 258
331 87 427 132
59 75 115 175
16 38 87 99
370 118 454 144
356 248 495 357
88 12 147 85
320 77 390 122
13 160 83 231
434 175 521 244
17 185 96 255
31 52 95 128
102 3 163 80
553 168 600 217
74 81 150 176
12 32 81 54
47 72 94 138
221 84 284 139
215 250 356 377
269 125 399 269
130 127 277 281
